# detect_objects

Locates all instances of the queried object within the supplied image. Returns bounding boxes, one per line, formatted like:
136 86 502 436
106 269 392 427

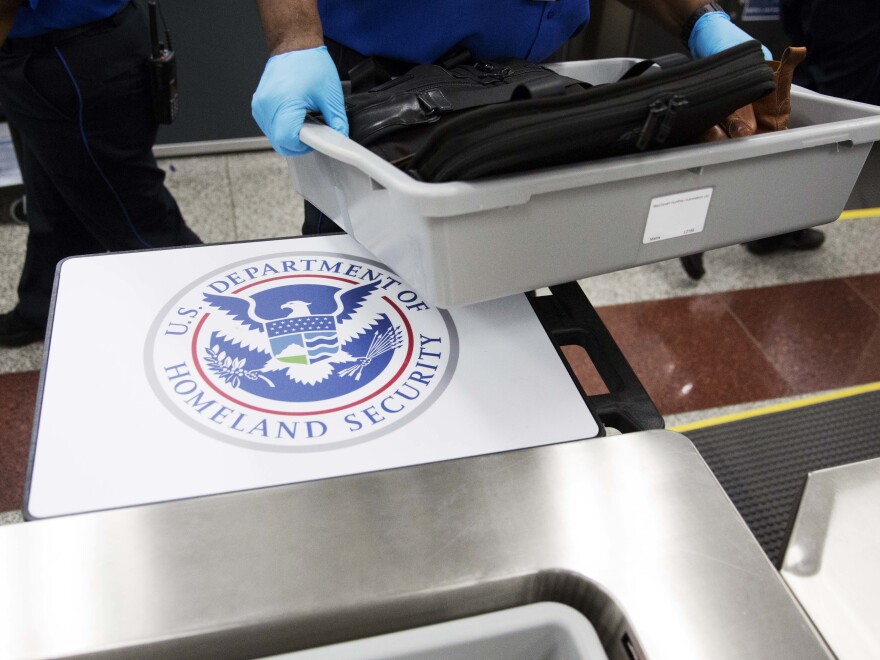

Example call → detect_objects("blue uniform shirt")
10 0 129 38
318 0 590 64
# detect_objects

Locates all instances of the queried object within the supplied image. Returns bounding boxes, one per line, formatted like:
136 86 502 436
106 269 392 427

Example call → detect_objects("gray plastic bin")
266 602 609 660
289 59 880 308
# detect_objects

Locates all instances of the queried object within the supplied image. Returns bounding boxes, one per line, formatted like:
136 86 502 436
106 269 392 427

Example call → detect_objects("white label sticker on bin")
643 188 713 244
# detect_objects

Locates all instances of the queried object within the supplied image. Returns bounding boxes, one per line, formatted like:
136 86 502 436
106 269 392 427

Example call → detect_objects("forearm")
617 0 706 36
255 0 323 56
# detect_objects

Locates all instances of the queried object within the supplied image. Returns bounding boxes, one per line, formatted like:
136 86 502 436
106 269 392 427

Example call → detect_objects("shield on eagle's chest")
266 314 339 365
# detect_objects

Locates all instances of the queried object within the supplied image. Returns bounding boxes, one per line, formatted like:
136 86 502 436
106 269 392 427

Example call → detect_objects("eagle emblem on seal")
202 280 402 386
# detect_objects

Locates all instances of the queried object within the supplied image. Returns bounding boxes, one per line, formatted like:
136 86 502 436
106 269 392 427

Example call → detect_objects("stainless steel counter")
0 431 829 659
782 456 880 660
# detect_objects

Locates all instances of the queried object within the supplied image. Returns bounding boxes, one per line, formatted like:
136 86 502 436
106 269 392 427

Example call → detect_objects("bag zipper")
350 63 587 142
417 41 764 132
351 62 558 103
416 46 771 180
636 100 669 150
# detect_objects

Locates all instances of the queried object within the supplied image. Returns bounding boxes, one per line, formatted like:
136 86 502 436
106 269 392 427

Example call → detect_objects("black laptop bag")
343 41 776 182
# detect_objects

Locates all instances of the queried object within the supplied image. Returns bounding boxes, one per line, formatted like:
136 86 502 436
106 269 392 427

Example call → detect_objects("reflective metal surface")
153 136 270 158
782 457 880 660
1 431 828 659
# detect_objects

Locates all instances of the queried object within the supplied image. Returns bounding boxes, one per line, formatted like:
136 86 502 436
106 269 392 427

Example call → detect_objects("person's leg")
13 136 105 328
791 0 880 105
0 3 199 254
0 5 198 344
0 50 106 342
747 0 880 257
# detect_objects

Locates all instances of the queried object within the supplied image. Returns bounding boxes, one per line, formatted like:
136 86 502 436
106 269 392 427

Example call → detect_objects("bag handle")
349 48 477 93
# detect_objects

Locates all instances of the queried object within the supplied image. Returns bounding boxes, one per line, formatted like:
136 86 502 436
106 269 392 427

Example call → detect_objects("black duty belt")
2 1 135 53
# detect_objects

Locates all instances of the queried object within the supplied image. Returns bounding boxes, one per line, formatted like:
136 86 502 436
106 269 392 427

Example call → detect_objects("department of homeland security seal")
146 252 458 451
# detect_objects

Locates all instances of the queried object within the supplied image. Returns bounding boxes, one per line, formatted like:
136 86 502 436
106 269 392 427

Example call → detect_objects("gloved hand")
251 46 349 157
688 10 772 61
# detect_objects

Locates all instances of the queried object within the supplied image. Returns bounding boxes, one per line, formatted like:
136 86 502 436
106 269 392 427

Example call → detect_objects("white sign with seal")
27 234 599 518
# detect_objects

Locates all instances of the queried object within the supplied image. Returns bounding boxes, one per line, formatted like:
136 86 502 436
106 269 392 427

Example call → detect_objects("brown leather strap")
753 46 808 133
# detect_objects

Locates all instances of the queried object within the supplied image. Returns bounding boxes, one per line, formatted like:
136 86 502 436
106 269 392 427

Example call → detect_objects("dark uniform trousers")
781 0 880 105
0 1 200 326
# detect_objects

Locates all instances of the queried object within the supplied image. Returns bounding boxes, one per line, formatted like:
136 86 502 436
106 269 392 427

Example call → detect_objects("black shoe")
680 253 706 280
0 310 46 347
745 228 826 255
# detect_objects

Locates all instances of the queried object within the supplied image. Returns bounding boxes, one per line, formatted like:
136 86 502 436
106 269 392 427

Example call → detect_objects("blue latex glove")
688 11 773 61
251 46 349 157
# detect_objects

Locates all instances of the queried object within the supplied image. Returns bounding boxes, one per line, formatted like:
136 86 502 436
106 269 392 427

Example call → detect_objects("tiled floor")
1 149 878 523
564 275 880 415
722 277 880 392
0 371 37 512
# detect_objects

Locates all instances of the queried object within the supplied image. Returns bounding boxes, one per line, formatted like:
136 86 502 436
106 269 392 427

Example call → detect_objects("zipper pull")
636 100 668 151
656 96 689 144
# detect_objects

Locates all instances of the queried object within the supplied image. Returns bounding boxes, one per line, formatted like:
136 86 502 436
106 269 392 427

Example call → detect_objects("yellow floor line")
838 208 880 220
670 381 880 433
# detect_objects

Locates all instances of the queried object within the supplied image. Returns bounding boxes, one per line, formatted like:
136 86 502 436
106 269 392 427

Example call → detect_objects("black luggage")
343 41 776 182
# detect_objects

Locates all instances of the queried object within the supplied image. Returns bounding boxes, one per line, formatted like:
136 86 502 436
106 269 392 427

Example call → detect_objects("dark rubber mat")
684 390 880 567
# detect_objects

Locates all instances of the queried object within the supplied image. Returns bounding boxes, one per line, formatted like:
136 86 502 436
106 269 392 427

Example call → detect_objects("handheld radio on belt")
147 0 178 124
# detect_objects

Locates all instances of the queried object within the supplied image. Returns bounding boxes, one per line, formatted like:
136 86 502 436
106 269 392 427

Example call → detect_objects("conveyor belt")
684 391 880 567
